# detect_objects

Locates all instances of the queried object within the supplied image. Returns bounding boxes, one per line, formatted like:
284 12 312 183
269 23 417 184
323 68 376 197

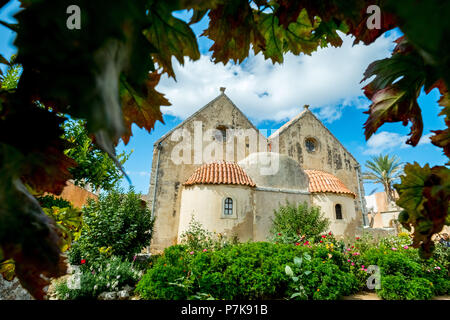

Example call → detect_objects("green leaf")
290 292 303 299
255 9 319 63
145 2 200 79
285 265 293 277
293 256 302 267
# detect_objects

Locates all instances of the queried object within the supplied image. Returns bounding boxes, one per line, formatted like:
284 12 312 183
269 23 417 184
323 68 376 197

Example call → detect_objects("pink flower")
202 249 207 252
346 248 351 251
133 255 137 262
403 246 409 249
361 265 365 268
435 266 441 270
391 247 397 251
347 259 351 262
364 269 368 272
351 262 355 266
189 251 194 255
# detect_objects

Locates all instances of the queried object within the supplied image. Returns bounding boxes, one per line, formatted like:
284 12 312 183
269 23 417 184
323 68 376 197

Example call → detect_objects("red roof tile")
184 161 256 187
305 169 356 197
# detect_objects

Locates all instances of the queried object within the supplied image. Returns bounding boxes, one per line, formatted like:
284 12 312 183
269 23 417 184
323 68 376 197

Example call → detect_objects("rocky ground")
0 277 34 300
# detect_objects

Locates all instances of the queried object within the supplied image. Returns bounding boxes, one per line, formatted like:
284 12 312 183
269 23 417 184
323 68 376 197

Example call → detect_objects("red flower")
80 259 86 264
295 242 300 246
321 235 327 238
328 232 332 235
356 237 360 240
278 233 282 236
320 240 323 243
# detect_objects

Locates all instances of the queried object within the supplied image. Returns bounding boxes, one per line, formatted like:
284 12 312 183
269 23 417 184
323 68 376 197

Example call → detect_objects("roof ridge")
268 108 309 139
269 109 359 164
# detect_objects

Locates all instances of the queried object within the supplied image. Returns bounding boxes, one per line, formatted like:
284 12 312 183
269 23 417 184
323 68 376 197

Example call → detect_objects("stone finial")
304 104 310 110
220 87 226 94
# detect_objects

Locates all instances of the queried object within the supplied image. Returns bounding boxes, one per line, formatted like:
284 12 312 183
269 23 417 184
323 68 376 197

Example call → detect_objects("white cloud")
156 31 399 124
363 131 433 155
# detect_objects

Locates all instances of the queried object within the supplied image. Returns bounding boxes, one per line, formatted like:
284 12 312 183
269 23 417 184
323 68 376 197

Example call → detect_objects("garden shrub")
137 242 360 300
135 234 450 301
190 242 309 299
270 202 330 243
285 252 359 300
377 275 434 300
37 194 73 209
135 245 191 300
68 188 154 264
55 256 141 300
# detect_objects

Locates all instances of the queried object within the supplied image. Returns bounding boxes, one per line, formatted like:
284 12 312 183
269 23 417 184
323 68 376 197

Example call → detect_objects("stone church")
145 89 368 252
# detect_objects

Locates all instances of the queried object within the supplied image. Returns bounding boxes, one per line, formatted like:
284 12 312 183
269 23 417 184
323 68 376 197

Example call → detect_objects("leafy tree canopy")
0 0 449 298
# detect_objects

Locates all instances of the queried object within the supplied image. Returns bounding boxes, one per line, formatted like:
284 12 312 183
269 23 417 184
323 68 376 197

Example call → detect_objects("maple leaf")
255 9 319 63
362 38 430 146
145 2 201 79
120 72 170 145
363 84 424 146
395 163 450 258
202 0 265 64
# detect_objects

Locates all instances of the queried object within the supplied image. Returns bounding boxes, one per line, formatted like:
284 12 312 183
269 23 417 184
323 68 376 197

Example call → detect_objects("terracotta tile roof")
305 169 356 197
184 161 256 187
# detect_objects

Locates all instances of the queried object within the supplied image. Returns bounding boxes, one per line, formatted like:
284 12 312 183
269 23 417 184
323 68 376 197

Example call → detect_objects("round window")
305 138 318 153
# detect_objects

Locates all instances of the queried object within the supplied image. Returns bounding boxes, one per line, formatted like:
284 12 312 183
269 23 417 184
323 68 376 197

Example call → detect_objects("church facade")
145 90 368 252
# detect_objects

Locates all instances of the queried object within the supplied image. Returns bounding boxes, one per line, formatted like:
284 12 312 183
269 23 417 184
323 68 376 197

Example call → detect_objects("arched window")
335 204 343 220
224 197 233 215
215 125 227 142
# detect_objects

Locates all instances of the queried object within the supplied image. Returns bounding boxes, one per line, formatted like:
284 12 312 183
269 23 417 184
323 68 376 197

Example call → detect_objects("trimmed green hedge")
136 242 359 300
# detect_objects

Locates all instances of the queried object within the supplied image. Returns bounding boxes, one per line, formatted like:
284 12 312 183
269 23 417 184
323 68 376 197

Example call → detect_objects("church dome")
238 152 309 190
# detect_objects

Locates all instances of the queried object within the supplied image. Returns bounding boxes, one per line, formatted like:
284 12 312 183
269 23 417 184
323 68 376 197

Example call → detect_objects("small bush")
179 216 239 251
68 188 153 264
55 256 141 300
270 202 330 243
377 275 433 300
135 245 190 300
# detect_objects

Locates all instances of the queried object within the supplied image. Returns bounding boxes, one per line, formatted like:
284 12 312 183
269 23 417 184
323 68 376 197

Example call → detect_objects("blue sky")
1 3 447 196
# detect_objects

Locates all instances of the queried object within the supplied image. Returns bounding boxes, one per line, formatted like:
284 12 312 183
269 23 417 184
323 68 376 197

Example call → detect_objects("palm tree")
363 154 403 204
